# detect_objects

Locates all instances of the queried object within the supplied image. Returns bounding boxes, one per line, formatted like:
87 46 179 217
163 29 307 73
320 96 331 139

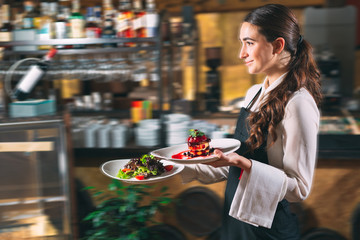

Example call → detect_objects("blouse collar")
262 72 287 94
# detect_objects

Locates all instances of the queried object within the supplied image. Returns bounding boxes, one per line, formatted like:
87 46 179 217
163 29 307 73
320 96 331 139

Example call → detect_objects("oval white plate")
100 159 184 184
150 138 241 164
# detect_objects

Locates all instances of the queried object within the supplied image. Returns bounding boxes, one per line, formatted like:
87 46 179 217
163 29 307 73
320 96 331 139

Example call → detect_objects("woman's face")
239 22 277 75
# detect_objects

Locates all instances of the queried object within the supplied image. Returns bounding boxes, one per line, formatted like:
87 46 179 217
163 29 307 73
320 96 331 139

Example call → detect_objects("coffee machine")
317 50 342 108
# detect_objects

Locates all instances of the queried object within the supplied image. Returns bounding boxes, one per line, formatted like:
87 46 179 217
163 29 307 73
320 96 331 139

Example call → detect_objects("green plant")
82 180 172 240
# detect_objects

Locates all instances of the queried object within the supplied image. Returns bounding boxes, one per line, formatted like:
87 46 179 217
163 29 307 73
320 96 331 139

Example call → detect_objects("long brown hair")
244 4 322 151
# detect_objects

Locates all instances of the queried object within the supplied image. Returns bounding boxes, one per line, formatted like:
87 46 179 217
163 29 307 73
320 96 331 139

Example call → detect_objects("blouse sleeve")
281 90 320 201
181 164 229 184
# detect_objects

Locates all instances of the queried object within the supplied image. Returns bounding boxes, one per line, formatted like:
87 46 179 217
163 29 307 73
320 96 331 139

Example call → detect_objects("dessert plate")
100 159 184 184
150 138 241 164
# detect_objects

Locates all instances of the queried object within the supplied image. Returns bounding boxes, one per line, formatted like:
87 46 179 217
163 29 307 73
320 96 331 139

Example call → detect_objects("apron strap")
245 87 262 110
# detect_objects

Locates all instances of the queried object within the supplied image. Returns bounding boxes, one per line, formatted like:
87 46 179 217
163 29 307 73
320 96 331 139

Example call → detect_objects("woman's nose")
239 46 247 59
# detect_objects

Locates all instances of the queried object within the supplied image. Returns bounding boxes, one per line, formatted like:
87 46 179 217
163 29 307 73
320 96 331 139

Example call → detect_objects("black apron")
221 88 300 240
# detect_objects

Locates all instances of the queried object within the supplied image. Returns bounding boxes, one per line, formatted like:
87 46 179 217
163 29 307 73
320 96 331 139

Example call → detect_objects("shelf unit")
0 17 199 149
0 36 166 114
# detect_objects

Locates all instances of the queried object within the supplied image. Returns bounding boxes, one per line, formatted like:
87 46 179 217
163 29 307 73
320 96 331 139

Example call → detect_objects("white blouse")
181 74 320 228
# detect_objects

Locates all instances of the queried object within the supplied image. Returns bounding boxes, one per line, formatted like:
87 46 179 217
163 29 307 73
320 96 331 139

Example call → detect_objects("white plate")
100 159 184 184
150 138 241 164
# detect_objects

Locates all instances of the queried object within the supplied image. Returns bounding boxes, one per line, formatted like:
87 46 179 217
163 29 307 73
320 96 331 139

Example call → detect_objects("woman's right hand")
205 149 253 173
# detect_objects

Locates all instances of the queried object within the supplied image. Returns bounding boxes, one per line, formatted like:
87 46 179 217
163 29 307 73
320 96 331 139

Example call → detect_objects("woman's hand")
205 149 252 173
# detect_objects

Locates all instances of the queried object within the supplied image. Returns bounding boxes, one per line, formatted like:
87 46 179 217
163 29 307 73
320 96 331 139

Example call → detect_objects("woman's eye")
246 41 253 46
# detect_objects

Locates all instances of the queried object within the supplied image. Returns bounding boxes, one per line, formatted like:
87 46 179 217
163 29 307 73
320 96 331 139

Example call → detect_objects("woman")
181 4 322 240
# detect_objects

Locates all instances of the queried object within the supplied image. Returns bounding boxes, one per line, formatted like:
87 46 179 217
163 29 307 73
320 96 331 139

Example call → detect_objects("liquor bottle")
55 6 68 48
22 1 37 29
38 2 54 50
93 6 102 27
116 0 133 39
0 3 13 42
132 0 145 38
69 0 85 38
101 18 116 47
85 7 101 38
13 48 57 101
103 0 115 20
144 0 158 38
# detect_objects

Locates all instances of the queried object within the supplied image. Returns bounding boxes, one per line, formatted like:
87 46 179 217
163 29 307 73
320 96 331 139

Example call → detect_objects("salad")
117 154 173 180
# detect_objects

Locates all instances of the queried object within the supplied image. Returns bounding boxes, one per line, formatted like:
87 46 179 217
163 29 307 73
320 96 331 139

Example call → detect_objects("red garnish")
164 165 174 171
135 175 145 180
122 168 131 172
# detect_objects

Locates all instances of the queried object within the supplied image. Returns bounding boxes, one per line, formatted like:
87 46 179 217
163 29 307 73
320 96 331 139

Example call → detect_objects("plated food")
101 156 184 184
151 137 241 164
186 129 212 157
117 154 173 180
171 129 214 160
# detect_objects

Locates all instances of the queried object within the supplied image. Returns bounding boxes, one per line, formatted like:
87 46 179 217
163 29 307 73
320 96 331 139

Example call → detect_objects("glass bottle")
22 1 37 29
103 0 115 20
55 6 68 49
145 0 158 38
85 7 101 38
132 0 145 38
69 0 85 38
13 48 58 101
116 0 134 40
0 3 13 42
38 2 54 50
101 18 116 47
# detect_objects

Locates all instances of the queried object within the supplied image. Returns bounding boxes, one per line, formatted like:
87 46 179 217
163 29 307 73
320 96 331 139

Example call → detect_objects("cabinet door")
0 119 73 239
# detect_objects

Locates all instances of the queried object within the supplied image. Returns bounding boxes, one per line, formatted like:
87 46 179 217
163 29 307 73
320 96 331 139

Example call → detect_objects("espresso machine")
317 50 342 109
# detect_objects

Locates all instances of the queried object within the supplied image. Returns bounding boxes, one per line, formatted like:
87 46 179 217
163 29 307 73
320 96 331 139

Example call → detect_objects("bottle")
93 6 102 28
37 2 54 50
116 0 134 40
0 3 13 42
13 48 57 101
54 6 68 48
101 18 116 47
85 7 101 38
103 0 115 21
22 1 37 29
132 0 145 38
69 0 85 39
144 0 158 38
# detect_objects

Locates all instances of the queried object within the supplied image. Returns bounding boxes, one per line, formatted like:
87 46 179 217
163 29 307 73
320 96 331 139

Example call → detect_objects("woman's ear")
272 37 285 54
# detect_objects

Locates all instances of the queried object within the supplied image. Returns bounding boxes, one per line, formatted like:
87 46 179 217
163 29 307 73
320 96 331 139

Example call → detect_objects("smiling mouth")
245 60 253 65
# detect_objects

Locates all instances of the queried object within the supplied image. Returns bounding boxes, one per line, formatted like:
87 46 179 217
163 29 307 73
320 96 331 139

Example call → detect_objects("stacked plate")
135 119 161 147
84 124 102 148
97 125 112 148
111 124 128 148
164 114 192 146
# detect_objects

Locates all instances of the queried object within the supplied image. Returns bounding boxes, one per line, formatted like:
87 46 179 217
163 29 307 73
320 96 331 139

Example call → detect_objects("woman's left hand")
205 149 252 173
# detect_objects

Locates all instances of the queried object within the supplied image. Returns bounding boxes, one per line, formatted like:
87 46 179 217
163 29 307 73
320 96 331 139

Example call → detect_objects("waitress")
181 4 322 240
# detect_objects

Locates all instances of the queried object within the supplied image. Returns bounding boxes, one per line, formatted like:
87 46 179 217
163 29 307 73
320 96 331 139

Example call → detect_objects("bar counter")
1 110 359 167
72 109 360 167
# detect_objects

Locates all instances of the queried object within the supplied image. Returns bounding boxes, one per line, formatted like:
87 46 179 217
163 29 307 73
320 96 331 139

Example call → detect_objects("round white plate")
150 138 241 164
100 159 184 184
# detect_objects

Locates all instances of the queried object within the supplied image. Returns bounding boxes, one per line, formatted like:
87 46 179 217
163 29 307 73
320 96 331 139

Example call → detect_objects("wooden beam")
156 0 325 13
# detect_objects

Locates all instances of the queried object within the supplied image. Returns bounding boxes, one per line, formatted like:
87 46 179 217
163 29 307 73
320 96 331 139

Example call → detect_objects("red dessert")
187 129 211 157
